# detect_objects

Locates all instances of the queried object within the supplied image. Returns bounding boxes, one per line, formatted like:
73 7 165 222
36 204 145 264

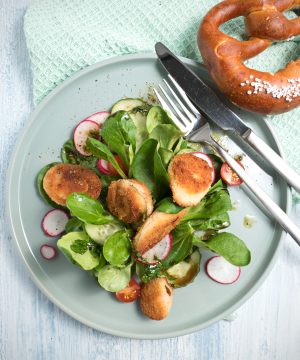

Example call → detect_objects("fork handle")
214 143 300 246
244 130 300 194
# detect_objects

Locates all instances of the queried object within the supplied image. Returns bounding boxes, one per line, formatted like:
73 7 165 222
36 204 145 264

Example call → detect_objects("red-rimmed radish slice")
192 152 215 183
42 209 69 237
85 111 110 126
74 120 100 156
142 234 172 265
97 158 111 175
40 244 57 260
205 256 241 284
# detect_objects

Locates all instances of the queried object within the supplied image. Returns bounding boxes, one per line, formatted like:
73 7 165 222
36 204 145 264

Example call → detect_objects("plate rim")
5 53 291 339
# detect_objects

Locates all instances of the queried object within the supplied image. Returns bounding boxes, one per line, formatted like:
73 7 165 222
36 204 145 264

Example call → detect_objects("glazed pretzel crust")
198 0 300 114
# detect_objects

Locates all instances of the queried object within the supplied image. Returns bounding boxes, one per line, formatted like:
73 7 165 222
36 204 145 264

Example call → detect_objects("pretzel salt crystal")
198 0 300 114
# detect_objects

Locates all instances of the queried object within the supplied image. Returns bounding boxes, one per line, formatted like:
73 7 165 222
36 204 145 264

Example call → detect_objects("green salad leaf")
92 254 107 278
195 232 251 266
66 193 115 225
129 106 150 149
153 147 170 199
149 124 182 150
98 173 119 201
162 223 194 267
188 212 230 231
65 217 84 233
182 180 232 222
103 230 132 266
146 106 173 133
100 111 136 167
158 147 174 167
86 137 127 178
61 139 97 169
131 138 170 200
156 198 184 214
173 138 189 154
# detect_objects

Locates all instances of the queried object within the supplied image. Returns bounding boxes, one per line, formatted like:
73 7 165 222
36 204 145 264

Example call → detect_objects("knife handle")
214 144 300 246
244 131 300 193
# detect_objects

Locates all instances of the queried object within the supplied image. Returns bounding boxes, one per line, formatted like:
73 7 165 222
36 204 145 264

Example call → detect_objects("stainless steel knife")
155 42 300 193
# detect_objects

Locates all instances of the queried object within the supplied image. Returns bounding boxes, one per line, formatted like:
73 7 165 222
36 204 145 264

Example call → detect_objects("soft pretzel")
198 0 300 114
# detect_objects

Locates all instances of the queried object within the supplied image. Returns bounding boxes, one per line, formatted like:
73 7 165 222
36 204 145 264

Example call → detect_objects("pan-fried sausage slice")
168 153 213 207
133 209 187 254
140 277 173 320
43 163 102 206
106 179 153 224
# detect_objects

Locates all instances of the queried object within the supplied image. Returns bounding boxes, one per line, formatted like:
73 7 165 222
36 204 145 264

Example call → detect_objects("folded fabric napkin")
24 0 300 201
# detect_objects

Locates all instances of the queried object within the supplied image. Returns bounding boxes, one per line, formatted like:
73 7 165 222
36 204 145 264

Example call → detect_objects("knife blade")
155 42 250 137
155 41 300 194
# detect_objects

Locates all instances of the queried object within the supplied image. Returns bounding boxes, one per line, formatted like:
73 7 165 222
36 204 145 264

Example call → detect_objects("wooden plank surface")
1 1 300 359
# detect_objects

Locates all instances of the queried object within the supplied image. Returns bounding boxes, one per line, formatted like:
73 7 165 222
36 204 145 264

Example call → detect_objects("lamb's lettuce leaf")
100 111 136 167
66 193 115 225
86 137 127 178
65 217 84 233
149 124 182 150
182 180 232 221
162 223 195 267
131 139 170 200
61 139 97 169
194 232 251 266
103 230 132 266
188 212 230 231
146 106 173 133
156 197 184 214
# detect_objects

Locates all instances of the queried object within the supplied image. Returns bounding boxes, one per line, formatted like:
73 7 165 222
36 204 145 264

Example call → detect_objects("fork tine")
153 88 187 132
163 79 194 123
158 84 192 131
167 74 201 116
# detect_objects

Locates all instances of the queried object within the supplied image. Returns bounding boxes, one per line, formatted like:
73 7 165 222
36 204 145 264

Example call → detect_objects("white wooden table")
1 2 300 359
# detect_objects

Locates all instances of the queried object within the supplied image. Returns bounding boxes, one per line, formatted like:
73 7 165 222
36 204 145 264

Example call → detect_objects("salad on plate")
37 97 251 320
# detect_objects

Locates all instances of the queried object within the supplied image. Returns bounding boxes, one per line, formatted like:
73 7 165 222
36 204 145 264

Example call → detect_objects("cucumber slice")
85 223 123 244
111 98 145 114
167 250 201 288
57 231 100 270
97 263 132 292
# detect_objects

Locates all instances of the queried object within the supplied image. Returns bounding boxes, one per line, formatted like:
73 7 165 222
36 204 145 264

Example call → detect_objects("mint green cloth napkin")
24 0 300 201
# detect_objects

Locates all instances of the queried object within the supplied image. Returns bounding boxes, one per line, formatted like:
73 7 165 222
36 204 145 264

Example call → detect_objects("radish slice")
142 234 172 265
85 111 110 126
205 256 241 284
192 152 215 183
74 120 100 156
97 158 111 175
40 244 57 260
42 209 69 237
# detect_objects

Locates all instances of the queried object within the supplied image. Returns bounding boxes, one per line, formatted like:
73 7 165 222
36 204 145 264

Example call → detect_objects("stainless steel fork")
154 75 300 247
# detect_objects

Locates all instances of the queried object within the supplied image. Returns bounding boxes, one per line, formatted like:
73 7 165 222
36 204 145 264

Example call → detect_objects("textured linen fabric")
24 0 300 200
